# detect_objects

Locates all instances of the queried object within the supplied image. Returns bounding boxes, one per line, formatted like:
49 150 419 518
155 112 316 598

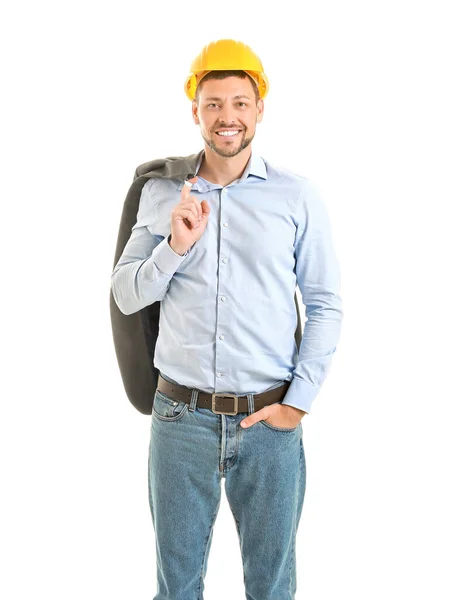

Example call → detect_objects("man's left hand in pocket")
240 403 306 429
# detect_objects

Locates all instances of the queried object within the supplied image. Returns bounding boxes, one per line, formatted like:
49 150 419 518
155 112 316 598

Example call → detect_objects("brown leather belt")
157 374 291 416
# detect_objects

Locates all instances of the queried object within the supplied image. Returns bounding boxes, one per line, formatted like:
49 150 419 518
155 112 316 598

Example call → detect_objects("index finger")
181 175 199 203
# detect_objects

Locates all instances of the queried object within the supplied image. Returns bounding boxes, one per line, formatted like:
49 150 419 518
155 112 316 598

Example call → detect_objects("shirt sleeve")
281 178 344 414
111 180 189 316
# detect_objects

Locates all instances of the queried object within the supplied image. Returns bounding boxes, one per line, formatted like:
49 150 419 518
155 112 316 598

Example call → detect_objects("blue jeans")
148 386 306 600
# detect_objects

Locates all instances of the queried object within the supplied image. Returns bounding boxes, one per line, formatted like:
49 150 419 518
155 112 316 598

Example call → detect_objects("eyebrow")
204 95 251 101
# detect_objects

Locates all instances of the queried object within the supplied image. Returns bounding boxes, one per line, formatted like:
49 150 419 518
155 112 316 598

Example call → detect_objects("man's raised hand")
170 176 210 255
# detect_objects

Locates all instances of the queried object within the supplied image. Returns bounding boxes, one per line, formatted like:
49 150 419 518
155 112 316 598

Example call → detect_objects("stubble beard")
202 128 255 158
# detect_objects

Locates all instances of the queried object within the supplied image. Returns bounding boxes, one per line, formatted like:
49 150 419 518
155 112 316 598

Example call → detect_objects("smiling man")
111 38 343 600
196 82 259 163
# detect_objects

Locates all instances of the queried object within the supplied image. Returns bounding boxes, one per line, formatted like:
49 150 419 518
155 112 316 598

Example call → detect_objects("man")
111 39 343 600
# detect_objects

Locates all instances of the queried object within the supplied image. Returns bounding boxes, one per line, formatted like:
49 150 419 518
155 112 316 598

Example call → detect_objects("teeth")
217 130 239 136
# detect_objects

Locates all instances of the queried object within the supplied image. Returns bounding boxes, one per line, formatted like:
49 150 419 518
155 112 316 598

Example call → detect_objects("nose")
218 104 238 127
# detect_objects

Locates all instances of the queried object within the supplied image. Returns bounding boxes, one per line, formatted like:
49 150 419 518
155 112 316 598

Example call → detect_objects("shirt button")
217 372 223 377
219 334 225 340
222 258 228 263
220 296 226 301
223 222 228 227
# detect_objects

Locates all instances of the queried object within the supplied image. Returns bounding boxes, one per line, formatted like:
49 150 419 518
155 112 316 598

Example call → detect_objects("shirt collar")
177 149 267 193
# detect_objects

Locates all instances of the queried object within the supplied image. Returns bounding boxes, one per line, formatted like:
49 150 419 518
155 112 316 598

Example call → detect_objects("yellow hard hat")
184 39 269 101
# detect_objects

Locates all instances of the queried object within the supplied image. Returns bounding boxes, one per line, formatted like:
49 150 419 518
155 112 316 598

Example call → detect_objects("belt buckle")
212 393 239 415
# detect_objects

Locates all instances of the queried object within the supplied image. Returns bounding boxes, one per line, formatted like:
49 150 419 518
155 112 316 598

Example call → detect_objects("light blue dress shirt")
111 150 343 413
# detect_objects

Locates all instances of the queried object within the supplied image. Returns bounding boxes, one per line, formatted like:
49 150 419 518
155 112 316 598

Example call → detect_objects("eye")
207 103 217 108
238 102 247 107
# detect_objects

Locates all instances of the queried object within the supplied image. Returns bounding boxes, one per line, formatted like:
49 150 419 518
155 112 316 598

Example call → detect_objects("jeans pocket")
152 390 189 422
260 419 300 433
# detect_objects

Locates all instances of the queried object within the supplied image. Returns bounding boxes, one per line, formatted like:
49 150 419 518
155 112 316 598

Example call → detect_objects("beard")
202 128 255 158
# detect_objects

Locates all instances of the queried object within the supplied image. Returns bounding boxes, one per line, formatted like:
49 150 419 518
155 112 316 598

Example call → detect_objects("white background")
2 1 451 598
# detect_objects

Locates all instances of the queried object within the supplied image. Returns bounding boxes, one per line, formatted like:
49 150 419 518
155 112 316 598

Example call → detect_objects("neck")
198 145 252 187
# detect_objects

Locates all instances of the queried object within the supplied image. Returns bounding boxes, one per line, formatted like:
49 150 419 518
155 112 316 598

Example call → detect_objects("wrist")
282 404 306 415
168 234 188 256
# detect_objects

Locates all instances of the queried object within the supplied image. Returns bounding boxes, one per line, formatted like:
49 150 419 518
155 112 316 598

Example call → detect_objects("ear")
192 100 200 125
257 98 264 123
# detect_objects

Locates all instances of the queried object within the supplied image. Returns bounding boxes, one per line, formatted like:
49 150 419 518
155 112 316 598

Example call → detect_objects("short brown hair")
194 70 260 105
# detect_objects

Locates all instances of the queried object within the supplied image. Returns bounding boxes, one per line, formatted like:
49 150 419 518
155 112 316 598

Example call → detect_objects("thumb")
241 406 270 428
201 199 210 214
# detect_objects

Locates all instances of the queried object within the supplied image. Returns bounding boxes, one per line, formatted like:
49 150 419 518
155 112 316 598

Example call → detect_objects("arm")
281 178 344 414
111 180 189 316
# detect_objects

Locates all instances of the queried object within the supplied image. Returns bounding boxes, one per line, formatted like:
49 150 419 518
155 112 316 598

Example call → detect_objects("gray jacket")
110 150 303 414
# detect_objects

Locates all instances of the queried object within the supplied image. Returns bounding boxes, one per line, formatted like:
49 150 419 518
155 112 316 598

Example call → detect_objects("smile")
216 130 241 137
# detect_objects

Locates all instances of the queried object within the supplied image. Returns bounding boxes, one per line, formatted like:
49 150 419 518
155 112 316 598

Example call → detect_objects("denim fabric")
148 386 306 600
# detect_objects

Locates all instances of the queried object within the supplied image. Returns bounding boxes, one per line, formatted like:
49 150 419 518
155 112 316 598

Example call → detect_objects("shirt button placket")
216 187 230 388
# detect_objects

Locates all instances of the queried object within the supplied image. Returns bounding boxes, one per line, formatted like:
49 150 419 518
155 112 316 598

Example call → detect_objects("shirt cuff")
281 377 320 414
152 234 188 275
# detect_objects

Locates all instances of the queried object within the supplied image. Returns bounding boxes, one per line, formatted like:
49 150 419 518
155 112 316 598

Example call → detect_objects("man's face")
192 76 264 158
